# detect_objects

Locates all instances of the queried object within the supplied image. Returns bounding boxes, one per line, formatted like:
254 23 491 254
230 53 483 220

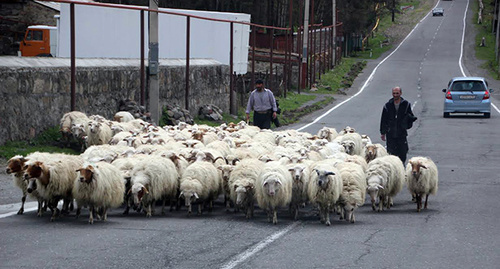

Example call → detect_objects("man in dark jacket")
380 86 416 163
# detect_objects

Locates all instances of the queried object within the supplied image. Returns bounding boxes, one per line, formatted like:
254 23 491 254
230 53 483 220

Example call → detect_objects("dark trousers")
253 111 271 129
386 136 409 164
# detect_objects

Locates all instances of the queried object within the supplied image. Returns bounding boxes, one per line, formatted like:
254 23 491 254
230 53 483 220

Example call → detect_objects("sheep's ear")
326 171 336 176
87 165 95 172
75 169 82 172
377 185 384 190
276 180 282 185
179 191 184 198
288 167 295 172
194 193 199 199
142 186 149 194
420 164 428 169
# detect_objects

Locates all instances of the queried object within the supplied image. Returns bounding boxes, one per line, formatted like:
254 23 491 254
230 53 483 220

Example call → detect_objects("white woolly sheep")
23 154 83 221
335 162 366 223
363 143 388 163
317 127 339 142
86 120 113 146
406 157 439 212
228 158 262 218
179 161 220 215
113 111 135 122
81 145 133 163
60 111 89 147
340 132 363 156
287 161 312 220
307 161 343 226
129 156 179 217
361 134 372 148
365 155 405 212
6 153 50 215
255 161 293 224
74 161 125 224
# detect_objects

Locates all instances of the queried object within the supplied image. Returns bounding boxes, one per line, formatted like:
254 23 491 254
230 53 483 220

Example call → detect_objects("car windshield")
451 81 485 91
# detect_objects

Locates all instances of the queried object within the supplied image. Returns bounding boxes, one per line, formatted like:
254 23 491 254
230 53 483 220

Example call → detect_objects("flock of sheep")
5 111 439 225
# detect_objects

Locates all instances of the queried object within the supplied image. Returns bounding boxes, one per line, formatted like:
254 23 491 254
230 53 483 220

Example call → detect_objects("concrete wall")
0 61 229 145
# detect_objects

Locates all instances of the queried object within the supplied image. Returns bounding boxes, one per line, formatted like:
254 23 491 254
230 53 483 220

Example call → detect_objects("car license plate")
459 95 476 100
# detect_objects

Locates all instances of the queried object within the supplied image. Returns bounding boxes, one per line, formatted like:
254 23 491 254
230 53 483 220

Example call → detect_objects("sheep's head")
131 183 149 205
314 169 335 189
24 161 44 180
288 165 305 181
217 165 233 182
89 121 101 134
6 155 26 174
26 178 37 193
235 184 253 205
409 160 427 181
342 140 356 155
365 145 377 161
76 165 95 183
262 175 282 196
366 175 384 204
179 190 199 214
71 124 87 138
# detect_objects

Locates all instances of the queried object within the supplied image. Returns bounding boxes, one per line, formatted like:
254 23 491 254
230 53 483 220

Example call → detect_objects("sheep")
344 154 368 172
110 154 148 214
307 161 343 226
340 132 363 156
228 158 262 218
365 155 405 212
335 162 366 223
129 156 179 217
287 162 312 220
81 145 133 163
23 154 83 221
255 161 293 224
6 153 49 215
361 134 372 148
113 111 135 122
363 143 388 163
179 161 220 215
217 164 235 211
60 111 89 147
406 157 438 212
86 119 113 146
317 127 339 142
206 140 232 158
74 161 125 224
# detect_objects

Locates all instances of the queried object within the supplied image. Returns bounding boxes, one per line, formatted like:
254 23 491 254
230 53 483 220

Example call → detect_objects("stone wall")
0 62 229 145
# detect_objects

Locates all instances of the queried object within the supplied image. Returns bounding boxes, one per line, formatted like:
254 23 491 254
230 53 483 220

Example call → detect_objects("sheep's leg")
89 206 94 224
37 199 44 217
225 195 231 212
272 209 278 225
76 205 81 219
411 194 416 202
18 193 26 215
146 203 152 218
293 204 299 221
42 200 48 213
208 200 214 212
377 196 383 212
424 194 429 209
350 211 355 223
102 207 107 221
339 207 345 220
198 203 203 215
267 209 272 223
250 202 254 218
319 205 326 224
325 205 331 226
416 194 422 212
151 200 156 215
161 198 167 215
123 203 130 215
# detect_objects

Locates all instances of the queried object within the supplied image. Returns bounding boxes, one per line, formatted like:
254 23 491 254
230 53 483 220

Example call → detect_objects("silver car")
432 8 444 16
442 77 493 118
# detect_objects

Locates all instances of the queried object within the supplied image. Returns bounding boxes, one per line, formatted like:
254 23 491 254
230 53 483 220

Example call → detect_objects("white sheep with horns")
365 155 405 212
406 156 439 212
74 161 125 224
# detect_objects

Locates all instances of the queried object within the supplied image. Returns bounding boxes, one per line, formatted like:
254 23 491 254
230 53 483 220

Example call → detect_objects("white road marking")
0 202 38 219
220 222 300 269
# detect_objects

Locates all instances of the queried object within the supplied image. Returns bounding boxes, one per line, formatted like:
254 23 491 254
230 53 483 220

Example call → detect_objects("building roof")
33 0 96 12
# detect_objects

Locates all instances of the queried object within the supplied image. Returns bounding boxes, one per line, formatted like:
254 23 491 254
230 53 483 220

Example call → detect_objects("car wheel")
484 112 490 118
443 112 450 118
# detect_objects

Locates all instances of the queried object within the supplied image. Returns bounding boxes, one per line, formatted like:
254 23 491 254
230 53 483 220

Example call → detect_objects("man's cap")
255 79 264 84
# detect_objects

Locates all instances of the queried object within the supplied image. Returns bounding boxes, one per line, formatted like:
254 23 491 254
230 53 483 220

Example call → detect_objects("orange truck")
19 25 58 57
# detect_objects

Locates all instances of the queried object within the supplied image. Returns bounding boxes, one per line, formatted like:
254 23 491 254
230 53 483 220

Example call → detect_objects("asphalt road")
1 0 500 268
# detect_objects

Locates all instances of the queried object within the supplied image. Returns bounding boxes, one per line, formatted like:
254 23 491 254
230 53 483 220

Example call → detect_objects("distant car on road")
442 77 493 118
432 8 444 16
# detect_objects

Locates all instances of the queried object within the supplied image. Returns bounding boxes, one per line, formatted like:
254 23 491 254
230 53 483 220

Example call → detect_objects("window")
26 30 43 41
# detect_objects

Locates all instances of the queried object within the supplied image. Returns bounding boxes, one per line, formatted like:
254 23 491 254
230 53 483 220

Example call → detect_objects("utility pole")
301 0 310 89
148 0 160 125
392 0 396 22
332 0 336 67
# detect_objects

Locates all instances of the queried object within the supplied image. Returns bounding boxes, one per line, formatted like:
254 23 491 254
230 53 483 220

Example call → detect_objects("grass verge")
473 0 498 78
0 126 80 160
